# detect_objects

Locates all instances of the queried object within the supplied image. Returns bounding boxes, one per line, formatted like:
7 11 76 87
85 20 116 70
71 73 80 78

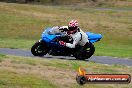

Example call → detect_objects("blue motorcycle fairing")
41 28 102 45
86 32 102 43
41 28 57 42
41 28 61 46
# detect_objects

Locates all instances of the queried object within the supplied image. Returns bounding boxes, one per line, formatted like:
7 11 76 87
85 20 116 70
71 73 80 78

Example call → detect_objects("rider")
49 20 90 56
59 20 89 48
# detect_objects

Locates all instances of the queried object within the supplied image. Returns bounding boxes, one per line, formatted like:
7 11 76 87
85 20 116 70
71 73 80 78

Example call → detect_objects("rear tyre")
74 42 95 60
85 42 95 58
31 41 48 56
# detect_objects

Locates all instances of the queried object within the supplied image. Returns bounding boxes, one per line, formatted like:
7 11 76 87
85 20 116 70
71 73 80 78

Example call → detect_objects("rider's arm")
66 33 81 48
59 26 68 32
48 26 60 34
48 26 68 35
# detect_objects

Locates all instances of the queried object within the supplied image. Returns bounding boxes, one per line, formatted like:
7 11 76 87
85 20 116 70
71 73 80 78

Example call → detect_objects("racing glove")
59 41 66 46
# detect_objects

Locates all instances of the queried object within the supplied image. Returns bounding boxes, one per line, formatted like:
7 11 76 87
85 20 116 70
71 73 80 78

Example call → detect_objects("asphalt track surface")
0 48 132 66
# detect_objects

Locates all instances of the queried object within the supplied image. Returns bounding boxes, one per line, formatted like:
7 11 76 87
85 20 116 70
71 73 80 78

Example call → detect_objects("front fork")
38 39 49 51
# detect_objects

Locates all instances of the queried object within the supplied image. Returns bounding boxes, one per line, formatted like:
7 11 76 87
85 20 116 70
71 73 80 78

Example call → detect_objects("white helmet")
68 20 79 34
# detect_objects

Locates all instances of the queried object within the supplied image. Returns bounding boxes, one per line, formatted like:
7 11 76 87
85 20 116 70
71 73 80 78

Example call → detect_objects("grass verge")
0 38 35 50
0 55 131 88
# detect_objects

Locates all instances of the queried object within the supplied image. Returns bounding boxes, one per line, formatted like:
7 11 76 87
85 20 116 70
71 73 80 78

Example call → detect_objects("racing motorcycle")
31 27 102 60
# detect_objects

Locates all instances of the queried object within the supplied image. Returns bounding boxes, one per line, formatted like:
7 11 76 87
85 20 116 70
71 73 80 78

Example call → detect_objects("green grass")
0 54 6 62
2 55 132 74
0 2 132 58
0 70 57 88
0 38 35 49
95 43 132 58
0 55 132 88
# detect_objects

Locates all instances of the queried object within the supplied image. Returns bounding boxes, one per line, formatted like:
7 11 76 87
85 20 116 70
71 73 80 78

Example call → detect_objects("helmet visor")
68 26 77 31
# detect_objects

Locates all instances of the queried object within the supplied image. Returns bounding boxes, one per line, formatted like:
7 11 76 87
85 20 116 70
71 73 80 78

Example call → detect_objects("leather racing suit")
49 26 89 55
49 26 89 48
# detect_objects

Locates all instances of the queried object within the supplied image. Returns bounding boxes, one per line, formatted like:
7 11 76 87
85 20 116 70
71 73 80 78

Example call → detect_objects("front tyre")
31 41 48 56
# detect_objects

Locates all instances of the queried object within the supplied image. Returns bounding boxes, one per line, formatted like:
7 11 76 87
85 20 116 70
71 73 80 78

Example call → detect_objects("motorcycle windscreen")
86 32 102 43
41 27 57 42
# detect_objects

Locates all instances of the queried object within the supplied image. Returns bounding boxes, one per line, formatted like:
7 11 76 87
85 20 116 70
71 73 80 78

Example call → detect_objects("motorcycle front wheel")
31 41 48 56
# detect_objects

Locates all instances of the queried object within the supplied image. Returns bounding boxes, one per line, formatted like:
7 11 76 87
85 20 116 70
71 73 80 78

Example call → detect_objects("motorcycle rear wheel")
74 42 95 60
